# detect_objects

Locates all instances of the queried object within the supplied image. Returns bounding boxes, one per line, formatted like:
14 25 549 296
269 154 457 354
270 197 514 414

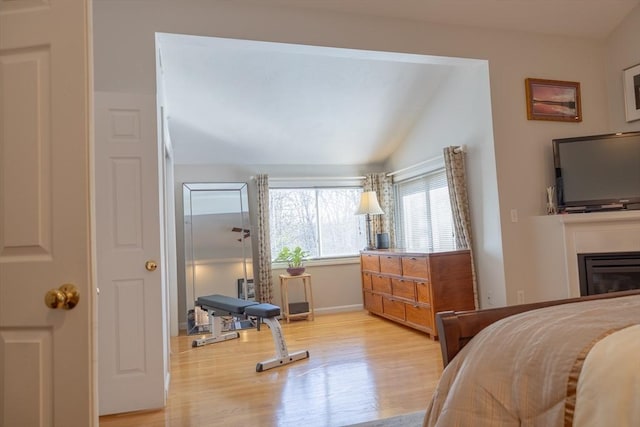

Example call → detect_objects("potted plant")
275 246 310 276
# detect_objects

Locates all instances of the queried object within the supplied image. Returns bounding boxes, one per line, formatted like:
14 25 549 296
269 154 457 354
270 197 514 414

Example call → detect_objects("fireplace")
578 252 640 296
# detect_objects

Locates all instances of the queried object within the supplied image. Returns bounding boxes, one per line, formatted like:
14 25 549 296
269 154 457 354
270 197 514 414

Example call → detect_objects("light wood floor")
99 310 443 427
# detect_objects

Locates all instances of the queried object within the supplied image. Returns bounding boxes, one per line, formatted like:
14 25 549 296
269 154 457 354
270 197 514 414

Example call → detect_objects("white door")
0 1 94 426
95 92 167 415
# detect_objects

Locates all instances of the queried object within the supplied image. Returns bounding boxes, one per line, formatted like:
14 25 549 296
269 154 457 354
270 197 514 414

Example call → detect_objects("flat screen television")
553 131 640 213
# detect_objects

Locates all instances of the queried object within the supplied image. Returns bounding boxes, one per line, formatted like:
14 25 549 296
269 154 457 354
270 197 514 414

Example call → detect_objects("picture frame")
237 278 255 300
525 78 582 122
623 63 640 122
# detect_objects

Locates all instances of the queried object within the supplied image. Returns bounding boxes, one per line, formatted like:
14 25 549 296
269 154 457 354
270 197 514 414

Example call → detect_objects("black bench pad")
245 303 280 318
196 294 258 314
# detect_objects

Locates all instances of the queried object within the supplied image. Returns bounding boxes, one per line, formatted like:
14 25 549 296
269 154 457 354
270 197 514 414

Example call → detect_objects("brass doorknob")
145 260 158 271
45 284 79 310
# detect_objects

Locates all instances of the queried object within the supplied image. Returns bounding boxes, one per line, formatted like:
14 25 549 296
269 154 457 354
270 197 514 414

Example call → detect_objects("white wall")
156 57 180 338
387 62 503 306
271 262 363 315
606 4 640 133
94 1 627 309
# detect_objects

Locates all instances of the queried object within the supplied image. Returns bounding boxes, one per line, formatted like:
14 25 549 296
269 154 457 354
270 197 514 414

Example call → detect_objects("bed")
424 289 640 427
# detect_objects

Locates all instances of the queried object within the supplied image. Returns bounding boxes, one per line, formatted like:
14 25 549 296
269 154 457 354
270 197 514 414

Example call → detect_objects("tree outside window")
270 188 366 259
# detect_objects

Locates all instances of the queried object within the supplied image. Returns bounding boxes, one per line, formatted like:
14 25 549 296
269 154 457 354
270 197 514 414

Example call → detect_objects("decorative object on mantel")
274 246 309 276
546 186 557 215
525 78 582 122
623 63 640 122
355 191 385 250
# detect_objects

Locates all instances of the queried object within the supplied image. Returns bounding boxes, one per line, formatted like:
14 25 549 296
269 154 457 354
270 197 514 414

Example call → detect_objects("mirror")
183 182 253 334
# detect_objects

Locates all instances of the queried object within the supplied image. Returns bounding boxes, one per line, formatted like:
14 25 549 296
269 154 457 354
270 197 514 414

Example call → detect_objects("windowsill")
272 256 360 269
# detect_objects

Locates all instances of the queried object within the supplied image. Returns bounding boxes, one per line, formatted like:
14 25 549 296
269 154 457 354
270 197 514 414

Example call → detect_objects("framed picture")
623 63 640 122
525 78 582 122
237 278 255 300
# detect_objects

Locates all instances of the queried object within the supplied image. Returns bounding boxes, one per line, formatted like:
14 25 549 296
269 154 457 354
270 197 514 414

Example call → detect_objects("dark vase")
286 267 305 276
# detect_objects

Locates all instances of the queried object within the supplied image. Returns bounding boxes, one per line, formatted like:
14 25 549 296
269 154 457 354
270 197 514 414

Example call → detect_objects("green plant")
274 246 309 268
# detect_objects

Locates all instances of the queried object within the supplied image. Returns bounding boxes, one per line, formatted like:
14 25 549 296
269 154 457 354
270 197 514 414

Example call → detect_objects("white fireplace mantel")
528 211 640 301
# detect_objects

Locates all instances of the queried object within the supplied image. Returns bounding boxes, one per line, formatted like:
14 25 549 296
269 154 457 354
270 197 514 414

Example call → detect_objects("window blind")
394 170 455 252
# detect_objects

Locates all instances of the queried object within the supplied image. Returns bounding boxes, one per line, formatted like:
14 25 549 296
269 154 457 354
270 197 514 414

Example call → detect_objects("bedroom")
92 0 640 318
2 1 640 425
91 0 640 416
163 34 494 333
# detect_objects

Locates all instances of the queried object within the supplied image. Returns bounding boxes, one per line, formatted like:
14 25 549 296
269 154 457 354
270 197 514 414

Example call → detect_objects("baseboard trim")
314 304 363 315
177 304 364 332
164 371 171 400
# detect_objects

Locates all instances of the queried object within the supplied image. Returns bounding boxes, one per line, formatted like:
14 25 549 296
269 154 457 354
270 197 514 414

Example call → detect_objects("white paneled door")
0 0 94 426
95 92 167 415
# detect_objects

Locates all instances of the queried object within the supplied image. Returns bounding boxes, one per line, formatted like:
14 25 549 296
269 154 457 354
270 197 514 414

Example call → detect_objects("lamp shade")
355 191 384 215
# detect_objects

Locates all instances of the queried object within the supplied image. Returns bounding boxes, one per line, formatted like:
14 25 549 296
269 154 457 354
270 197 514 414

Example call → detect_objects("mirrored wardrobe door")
183 182 253 334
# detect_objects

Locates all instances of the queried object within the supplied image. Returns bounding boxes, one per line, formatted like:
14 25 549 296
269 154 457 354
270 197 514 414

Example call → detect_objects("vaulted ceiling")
155 0 639 166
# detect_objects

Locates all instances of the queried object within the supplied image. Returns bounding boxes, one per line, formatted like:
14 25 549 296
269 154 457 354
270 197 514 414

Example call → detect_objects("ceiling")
158 35 472 165
235 0 639 40
157 0 639 166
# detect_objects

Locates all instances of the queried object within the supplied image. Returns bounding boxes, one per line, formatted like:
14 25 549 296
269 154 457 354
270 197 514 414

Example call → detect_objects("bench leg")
192 311 240 347
255 317 309 372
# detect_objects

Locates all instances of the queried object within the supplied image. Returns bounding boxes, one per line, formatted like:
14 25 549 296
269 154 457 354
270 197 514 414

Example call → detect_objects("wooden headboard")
435 289 640 367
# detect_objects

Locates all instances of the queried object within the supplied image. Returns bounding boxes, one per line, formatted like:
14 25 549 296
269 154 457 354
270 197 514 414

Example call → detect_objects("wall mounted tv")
553 131 640 213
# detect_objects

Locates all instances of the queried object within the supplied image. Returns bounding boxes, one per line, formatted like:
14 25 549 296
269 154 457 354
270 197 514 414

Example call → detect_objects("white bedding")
423 295 640 427
574 324 640 426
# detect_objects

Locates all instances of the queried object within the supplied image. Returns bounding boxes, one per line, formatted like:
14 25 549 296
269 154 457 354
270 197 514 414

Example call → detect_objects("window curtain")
363 173 395 248
443 146 478 309
255 174 274 303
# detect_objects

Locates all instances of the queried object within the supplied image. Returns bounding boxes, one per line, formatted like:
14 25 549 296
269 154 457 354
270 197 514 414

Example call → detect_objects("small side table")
279 273 315 322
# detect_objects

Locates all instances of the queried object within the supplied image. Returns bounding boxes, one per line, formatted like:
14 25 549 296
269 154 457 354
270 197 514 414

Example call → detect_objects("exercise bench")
193 294 310 372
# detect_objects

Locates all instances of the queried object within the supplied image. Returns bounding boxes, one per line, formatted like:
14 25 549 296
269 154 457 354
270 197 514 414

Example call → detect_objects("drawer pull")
410 257 417 260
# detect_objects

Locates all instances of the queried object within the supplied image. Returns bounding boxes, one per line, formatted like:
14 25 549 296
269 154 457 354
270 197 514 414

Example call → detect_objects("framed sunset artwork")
525 78 582 122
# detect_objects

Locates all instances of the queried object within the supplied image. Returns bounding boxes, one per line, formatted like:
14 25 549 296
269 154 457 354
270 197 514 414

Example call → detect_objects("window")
394 170 455 252
269 187 366 259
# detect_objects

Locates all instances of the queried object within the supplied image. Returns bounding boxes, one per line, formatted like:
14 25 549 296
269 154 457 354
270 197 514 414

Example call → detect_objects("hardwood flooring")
99 310 443 427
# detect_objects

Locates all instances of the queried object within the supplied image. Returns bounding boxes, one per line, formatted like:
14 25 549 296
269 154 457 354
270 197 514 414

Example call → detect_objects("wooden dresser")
361 249 474 339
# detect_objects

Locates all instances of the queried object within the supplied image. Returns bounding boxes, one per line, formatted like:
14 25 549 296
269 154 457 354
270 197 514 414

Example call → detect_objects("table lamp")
355 191 384 250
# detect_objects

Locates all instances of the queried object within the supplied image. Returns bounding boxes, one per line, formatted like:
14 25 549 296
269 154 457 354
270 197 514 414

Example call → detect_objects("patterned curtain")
443 146 478 309
363 173 395 248
255 174 274 303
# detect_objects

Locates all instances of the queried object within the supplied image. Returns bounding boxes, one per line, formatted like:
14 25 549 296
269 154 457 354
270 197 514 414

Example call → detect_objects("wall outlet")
510 209 518 223
517 290 525 304
486 290 494 306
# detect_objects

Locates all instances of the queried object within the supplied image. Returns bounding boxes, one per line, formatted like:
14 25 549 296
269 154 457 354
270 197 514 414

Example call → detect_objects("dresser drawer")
405 304 433 331
402 256 430 279
372 274 392 294
361 249 473 338
391 278 415 300
361 253 380 272
415 280 431 304
382 298 405 321
379 254 402 275
363 291 383 314
362 272 373 290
